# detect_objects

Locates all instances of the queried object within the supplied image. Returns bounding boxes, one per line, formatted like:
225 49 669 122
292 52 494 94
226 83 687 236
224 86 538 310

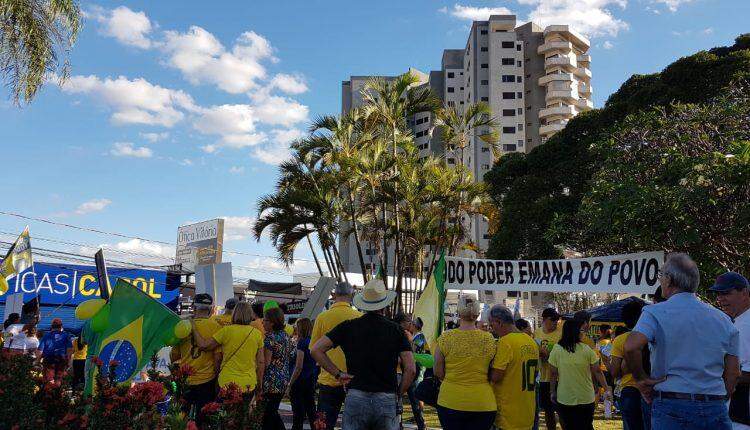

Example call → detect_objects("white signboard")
446 251 664 294
195 262 234 308
175 219 224 272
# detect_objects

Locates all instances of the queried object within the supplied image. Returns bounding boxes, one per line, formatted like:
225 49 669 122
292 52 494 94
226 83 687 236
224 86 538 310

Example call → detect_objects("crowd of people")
3 251 750 430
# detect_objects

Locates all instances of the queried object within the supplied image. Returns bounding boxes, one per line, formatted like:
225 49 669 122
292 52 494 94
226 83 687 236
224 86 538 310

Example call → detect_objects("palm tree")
434 102 500 169
361 72 440 310
1 0 81 105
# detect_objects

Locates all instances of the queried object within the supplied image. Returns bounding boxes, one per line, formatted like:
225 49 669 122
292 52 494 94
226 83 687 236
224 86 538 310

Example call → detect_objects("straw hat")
353 279 396 311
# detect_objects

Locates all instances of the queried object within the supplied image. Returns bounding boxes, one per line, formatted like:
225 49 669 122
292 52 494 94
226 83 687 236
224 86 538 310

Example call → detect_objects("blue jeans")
317 384 346 430
342 389 399 430
651 397 732 430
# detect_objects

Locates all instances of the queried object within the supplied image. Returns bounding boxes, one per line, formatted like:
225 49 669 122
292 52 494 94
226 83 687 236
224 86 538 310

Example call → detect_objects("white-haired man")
625 253 740 430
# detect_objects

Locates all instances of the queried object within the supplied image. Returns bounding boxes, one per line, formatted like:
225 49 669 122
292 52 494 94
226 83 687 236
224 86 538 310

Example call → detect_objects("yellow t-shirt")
582 333 596 350
72 338 88 360
610 332 636 389
311 302 362 387
548 343 599 406
212 324 264 391
176 317 222 385
284 323 294 337
212 313 233 327
436 329 497 412
493 333 540 430
534 325 562 382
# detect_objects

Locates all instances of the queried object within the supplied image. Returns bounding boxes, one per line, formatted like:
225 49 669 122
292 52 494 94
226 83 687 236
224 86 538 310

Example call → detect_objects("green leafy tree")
1 0 81 104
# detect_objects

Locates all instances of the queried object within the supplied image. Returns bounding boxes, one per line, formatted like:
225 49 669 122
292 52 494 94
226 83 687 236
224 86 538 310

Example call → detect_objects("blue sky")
1 0 747 281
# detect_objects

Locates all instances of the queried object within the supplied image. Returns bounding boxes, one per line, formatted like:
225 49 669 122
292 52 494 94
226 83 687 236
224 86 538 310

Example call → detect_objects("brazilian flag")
77 279 190 395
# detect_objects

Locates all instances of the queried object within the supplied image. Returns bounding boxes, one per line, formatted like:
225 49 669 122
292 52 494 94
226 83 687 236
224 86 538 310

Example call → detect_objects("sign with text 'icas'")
0 262 178 305
445 252 664 294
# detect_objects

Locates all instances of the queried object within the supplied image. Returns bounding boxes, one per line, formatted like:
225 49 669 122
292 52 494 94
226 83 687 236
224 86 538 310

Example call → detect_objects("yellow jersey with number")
534 325 562 382
493 332 540 430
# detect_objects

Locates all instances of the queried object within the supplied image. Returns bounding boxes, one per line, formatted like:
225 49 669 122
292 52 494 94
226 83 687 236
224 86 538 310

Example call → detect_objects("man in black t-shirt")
311 279 415 430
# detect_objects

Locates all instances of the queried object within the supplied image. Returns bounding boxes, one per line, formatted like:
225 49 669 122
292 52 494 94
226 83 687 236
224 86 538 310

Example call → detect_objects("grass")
402 403 624 430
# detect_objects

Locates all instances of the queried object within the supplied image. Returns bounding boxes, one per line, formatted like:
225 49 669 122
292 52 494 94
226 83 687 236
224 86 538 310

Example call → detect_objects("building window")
518 123 524 131
517 44 522 51
527 138 532 143
517 92 523 98
495 29 507 32
501 41 514 49
517 60 522 67
460 101 464 104
481 47 488 52
447 72 455 78
447 101 455 107
523 292 529 299
483 233 491 239
480 29 488 35
447 158 456 164
481 63 488 69
501 58 515 66
525 74 531 78
503 144 517 152
481 97 489 101
518 139 524 146
502 109 515 116
482 164 490 170
502 92 515 99
460 87 464 90
481 147 490 153
517 76 523 82
507 291 519 297
501 75 515 83
517 108 523 114
481 80 489 85
502 126 516 134
447 87 455 93
527 122 532 126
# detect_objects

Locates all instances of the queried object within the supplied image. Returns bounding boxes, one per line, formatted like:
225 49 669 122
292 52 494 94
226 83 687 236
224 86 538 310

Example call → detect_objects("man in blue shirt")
625 253 740 430
38 318 73 384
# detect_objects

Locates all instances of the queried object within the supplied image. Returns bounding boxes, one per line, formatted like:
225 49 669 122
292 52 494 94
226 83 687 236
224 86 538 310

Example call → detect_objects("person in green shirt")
549 318 611 430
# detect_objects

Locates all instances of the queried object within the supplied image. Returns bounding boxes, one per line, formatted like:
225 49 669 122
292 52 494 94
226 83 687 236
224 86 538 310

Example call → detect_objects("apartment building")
338 15 592 299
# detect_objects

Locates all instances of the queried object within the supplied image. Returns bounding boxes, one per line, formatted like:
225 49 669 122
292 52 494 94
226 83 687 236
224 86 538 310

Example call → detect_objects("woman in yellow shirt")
434 297 496 430
193 302 265 394
549 318 612 430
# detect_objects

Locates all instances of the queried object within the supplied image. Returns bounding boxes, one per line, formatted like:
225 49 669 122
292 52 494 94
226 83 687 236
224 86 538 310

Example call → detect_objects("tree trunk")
348 194 369 282
381 202 390 290
306 233 324 277
392 126 403 312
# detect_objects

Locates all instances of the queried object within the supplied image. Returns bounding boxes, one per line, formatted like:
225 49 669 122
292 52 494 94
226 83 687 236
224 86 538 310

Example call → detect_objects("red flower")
201 402 221 415
186 421 198 430
179 363 195 377
127 381 165 406
92 356 103 367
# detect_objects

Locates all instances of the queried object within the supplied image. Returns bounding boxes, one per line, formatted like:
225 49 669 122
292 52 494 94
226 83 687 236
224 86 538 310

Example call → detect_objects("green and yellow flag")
77 279 190 394
0 227 33 295
413 251 446 352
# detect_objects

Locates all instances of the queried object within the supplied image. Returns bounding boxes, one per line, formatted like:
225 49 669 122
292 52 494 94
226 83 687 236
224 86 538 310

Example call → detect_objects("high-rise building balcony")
577 54 591 65
574 67 592 80
578 83 592 96
539 121 568 136
539 105 577 120
544 55 576 71
576 98 594 110
546 89 578 103
543 26 591 49
538 40 573 54
538 72 574 86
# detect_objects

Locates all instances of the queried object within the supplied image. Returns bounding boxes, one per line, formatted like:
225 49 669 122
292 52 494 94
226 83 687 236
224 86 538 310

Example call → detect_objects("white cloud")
602 40 614 49
651 0 693 12
221 216 256 241
523 0 628 38
444 4 514 21
161 26 274 94
241 256 316 273
110 142 153 158
90 6 153 49
140 131 169 142
702 27 714 35
270 73 308 94
251 94 309 127
193 104 268 148
180 158 194 166
251 128 304 165
229 166 245 174
79 239 174 265
75 198 112 215
60 75 197 127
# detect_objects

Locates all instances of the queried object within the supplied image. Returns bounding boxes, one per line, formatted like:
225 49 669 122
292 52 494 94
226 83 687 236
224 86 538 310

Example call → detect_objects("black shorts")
538 381 555 410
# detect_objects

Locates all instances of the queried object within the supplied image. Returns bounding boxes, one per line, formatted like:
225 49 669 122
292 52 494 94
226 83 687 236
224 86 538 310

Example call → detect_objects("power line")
0 211 318 263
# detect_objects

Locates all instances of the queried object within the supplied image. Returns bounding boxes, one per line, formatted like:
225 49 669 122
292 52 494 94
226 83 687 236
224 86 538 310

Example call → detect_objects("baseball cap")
710 272 750 293
541 308 560 320
263 300 280 313
194 293 213 307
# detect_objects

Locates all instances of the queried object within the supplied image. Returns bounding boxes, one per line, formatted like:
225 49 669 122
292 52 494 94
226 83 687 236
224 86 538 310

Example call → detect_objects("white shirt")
733 309 750 429
8 332 39 353
2 324 24 348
